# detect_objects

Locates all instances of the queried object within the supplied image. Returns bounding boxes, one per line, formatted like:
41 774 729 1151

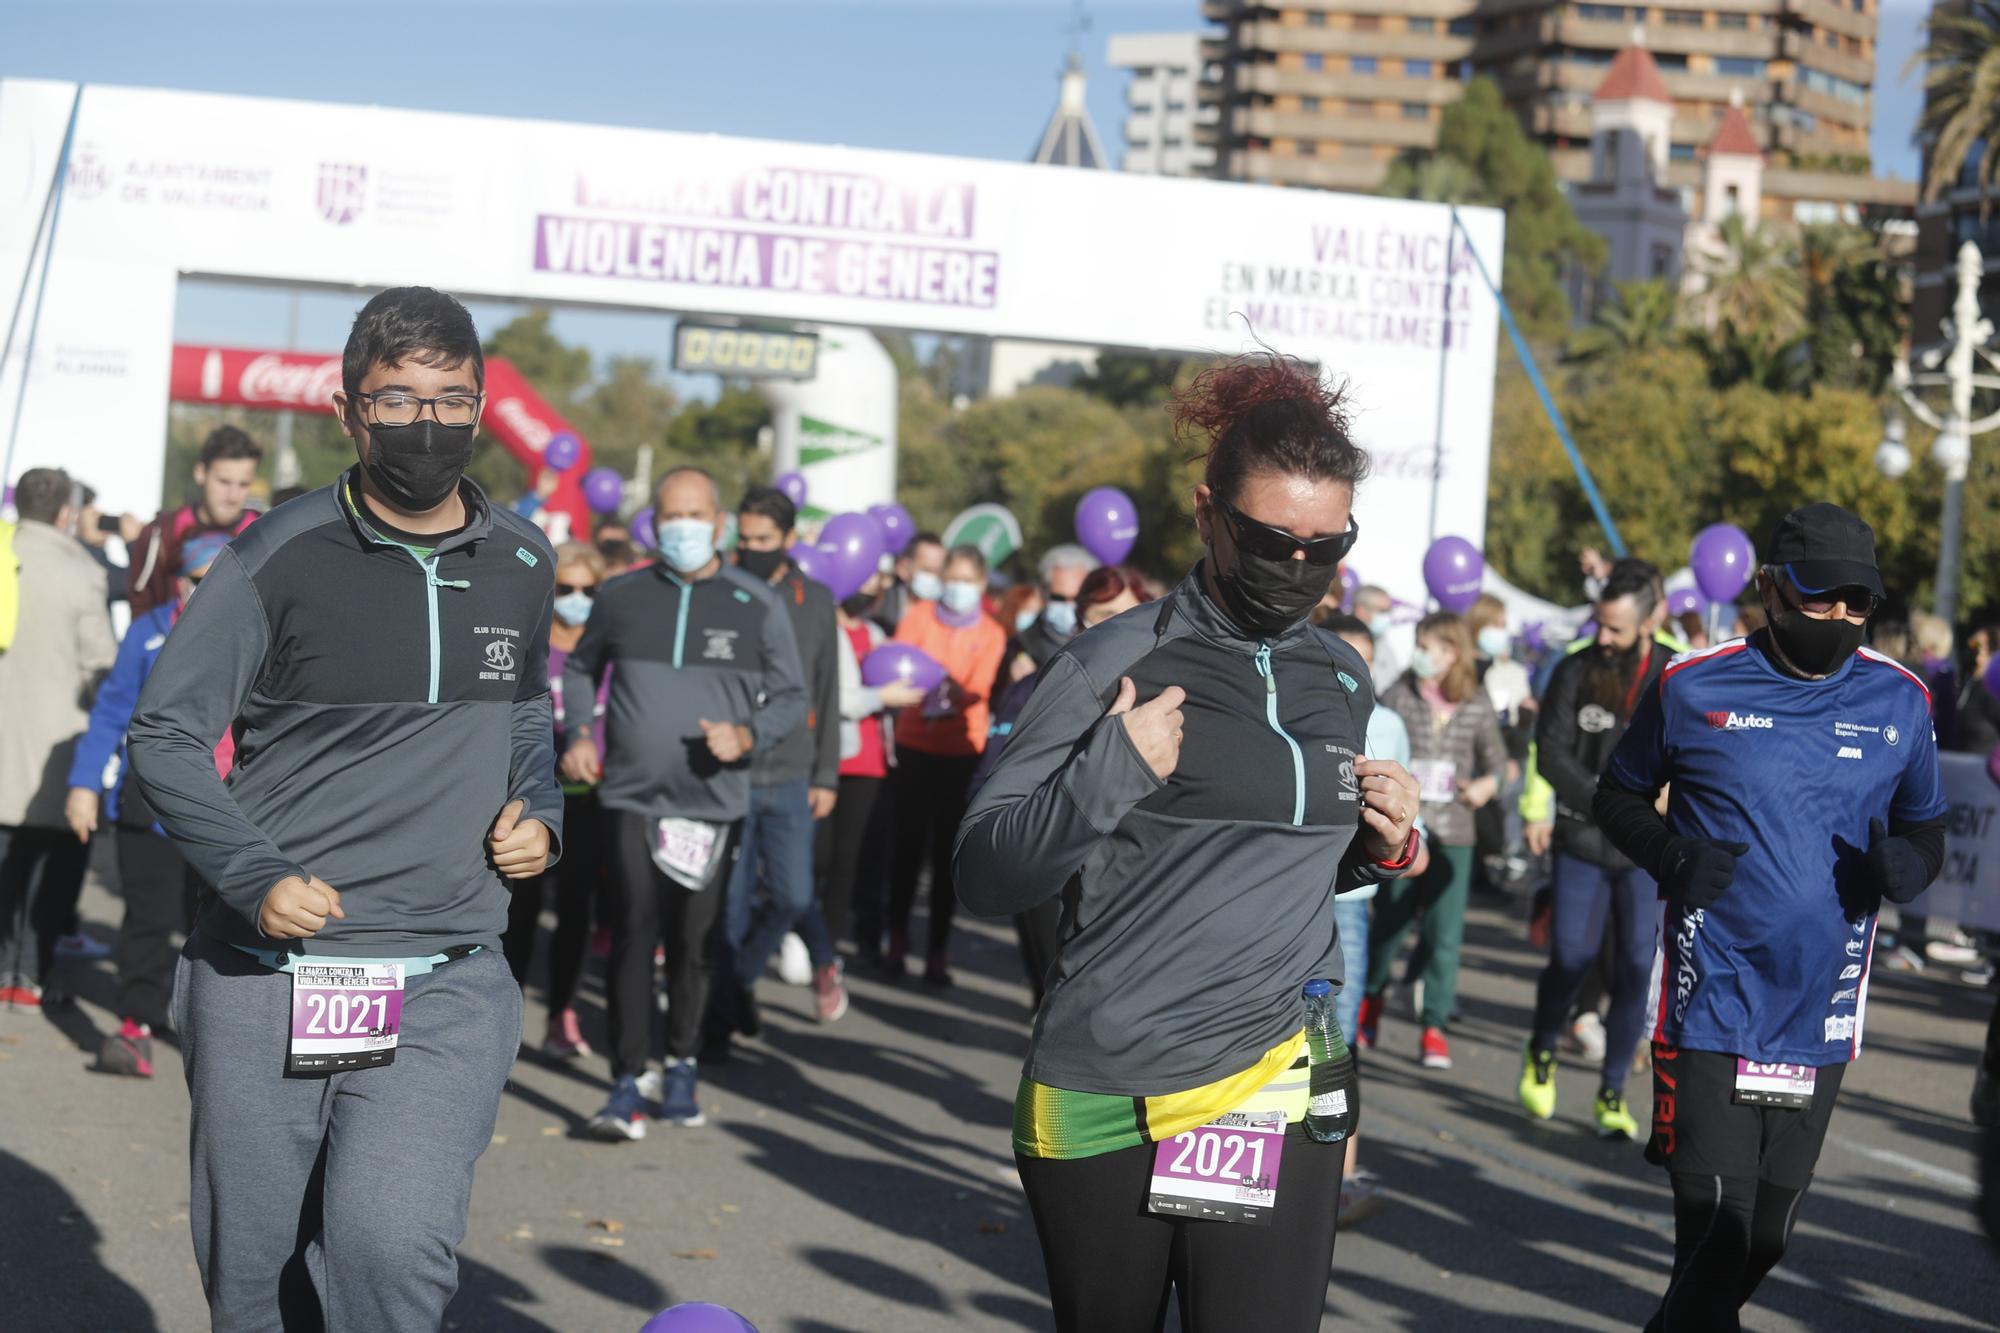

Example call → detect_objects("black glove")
1864 818 1930 905
1660 836 1750 911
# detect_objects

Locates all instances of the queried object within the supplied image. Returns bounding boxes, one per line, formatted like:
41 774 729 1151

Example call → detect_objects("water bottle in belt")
1303 979 1359 1145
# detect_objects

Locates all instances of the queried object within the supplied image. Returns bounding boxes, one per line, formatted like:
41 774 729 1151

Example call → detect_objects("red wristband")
1375 827 1419 870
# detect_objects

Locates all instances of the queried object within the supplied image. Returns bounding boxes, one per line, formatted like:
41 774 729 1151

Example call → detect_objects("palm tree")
1688 214 1805 339
1915 1 2000 207
1571 278 1681 362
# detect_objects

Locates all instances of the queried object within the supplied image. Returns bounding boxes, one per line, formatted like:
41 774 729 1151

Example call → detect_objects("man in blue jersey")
1594 503 1947 1333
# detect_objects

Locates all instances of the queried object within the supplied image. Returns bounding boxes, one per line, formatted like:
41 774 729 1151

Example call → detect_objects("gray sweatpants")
173 929 521 1332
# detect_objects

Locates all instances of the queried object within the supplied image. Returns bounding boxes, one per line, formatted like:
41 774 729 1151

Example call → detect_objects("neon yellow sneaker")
1594 1087 1640 1140
1518 1043 1557 1120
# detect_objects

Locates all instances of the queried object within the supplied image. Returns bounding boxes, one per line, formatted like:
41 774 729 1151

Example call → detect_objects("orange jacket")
893 602 1008 758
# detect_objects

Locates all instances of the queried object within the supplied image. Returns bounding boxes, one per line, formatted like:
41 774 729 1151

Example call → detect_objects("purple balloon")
788 541 831 587
582 467 624 515
869 502 915 555
1075 486 1139 566
820 512 886 601
632 506 657 550
1984 652 2000 705
1988 744 2000 789
1690 523 1755 603
640 1303 758 1333
860 643 945 693
544 432 582 472
1666 585 1708 620
776 471 808 509
1338 566 1360 612
1422 536 1484 613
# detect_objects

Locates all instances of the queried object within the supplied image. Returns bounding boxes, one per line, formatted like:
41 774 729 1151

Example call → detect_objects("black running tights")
1016 1126 1341 1333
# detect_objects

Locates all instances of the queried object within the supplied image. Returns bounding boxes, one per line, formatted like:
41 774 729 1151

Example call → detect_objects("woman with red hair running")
957 355 1422 1332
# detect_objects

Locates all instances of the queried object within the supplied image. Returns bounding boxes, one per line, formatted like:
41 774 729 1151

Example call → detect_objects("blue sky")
1 0 1933 378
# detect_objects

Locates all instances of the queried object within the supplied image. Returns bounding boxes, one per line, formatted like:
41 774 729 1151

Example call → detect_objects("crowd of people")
1 283 1995 1331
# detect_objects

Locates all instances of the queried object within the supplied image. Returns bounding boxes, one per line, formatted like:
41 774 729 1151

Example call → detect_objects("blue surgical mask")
1369 612 1394 638
553 591 595 627
1477 626 1510 659
910 570 944 602
657 518 717 574
1411 647 1443 681
1015 608 1039 633
941 580 983 616
1042 598 1078 638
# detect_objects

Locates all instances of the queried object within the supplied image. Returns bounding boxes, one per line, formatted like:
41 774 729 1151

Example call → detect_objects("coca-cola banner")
167 345 594 538
1 78 1503 601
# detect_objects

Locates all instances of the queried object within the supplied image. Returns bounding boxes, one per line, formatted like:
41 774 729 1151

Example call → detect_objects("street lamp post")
1880 239 2000 625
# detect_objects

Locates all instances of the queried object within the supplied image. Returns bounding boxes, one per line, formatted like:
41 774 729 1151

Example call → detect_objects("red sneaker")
1355 994 1382 1051
1 984 41 1011
1420 1027 1452 1070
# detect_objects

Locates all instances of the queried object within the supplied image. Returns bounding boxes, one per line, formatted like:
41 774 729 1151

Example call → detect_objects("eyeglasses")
556 582 598 598
350 390 483 428
1215 496 1359 567
1772 568 1876 619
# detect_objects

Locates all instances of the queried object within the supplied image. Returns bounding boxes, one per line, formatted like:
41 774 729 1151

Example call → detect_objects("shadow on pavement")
0 1149 158 1330
445 1252 564 1331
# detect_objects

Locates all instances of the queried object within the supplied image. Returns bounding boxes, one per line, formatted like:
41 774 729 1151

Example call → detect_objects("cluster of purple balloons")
535 433 631 518
789 503 917 602
1423 536 1484 613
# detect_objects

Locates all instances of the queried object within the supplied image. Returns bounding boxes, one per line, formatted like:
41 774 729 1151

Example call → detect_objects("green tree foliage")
1916 1 2000 210
1382 78 1607 338
660 387 771 505
1569 279 1680 365
1690 214 1806 341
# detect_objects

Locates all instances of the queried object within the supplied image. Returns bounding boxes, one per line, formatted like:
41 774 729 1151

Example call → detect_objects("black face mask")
736 547 787 580
362 419 474 512
840 591 880 619
1209 544 1329 640
1768 604 1866 677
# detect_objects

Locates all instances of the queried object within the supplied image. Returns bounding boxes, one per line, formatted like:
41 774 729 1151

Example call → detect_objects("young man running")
130 287 561 1331
1594 504 1946 1332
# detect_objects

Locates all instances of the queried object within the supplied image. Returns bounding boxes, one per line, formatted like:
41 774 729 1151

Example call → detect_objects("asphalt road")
3 877 1995 1332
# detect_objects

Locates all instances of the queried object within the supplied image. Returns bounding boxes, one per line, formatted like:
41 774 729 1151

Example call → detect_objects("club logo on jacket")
476 625 521 683
703 629 739 662
1578 704 1616 734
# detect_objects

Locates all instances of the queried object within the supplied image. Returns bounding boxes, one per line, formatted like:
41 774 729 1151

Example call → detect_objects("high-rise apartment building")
1195 1 1912 222
1106 32 1221 175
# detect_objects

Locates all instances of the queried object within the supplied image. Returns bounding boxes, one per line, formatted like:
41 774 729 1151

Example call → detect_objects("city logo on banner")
317 163 368 226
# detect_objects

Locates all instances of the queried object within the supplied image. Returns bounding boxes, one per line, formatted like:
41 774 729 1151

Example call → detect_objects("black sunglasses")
1769 567 1876 619
1216 496 1359 567
556 582 599 598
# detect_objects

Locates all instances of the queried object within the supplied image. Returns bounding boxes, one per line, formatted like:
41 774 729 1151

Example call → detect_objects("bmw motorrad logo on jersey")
1883 724 1900 746
1705 710 1774 731
1833 720 1882 742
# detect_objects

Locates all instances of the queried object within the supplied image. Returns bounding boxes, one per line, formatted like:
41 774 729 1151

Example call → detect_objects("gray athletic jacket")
560 561 806 823
128 472 564 958
956 566 1408 1096
747 563 841 791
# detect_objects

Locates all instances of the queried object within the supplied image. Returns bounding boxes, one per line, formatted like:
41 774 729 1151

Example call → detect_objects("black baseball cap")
1767 503 1884 598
